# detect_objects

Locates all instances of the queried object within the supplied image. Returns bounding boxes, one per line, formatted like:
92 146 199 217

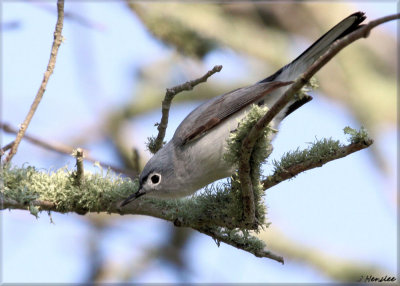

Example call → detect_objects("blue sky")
1 1 397 283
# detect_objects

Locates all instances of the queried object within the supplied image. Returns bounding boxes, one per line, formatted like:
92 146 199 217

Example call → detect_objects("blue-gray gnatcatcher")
121 12 366 206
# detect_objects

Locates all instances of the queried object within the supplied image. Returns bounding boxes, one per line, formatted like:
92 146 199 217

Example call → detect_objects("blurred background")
1 1 397 283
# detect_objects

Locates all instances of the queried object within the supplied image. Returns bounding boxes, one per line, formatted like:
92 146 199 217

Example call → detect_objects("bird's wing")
173 81 292 146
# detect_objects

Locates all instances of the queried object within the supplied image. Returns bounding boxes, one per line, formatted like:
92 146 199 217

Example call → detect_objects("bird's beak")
119 187 146 207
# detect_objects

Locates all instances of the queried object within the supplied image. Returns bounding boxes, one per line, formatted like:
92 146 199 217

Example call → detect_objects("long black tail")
260 12 366 83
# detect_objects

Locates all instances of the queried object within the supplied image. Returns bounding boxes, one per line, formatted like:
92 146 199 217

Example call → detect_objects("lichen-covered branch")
263 128 373 190
4 0 65 163
0 141 15 157
0 165 239 229
148 65 223 153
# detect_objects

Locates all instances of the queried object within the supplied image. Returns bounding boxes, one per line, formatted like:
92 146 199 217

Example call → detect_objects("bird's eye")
150 174 160 185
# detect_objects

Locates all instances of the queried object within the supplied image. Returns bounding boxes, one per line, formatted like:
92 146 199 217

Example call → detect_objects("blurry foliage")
259 228 391 282
131 4 216 58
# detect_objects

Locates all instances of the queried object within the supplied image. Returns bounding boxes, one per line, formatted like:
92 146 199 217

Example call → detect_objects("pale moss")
343 126 369 143
2 164 138 214
272 127 370 173
273 137 341 173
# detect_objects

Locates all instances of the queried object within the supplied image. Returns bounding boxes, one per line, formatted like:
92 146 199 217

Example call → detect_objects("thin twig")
0 141 15 156
4 0 65 163
151 65 223 153
262 139 373 190
1 122 137 177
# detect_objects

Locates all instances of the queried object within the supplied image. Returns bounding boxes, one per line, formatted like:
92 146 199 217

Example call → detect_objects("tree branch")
0 141 15 157
263 135 373 190
149 65 223 153
0 163 282 262
1 165 238 228
4 0 65 163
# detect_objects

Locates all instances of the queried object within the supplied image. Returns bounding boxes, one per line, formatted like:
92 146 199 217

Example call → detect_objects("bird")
121 12 366 206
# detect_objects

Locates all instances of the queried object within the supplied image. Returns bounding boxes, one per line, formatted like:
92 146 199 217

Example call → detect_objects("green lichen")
272 127 370 174
343 126 369 143
1 164 138 214
273 137 342 173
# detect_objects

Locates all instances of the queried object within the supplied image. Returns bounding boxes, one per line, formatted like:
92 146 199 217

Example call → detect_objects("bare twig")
1 141 15 156
4 0 65 163
151 65 223 153
72 148 85 186
1 122 137 177
262 139 373 190
239 13 399 220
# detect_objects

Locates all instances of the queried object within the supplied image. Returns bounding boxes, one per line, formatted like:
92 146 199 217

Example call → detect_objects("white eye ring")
150 173 161 185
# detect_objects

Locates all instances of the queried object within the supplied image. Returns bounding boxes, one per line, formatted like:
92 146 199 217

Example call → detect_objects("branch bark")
4 0 65 163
